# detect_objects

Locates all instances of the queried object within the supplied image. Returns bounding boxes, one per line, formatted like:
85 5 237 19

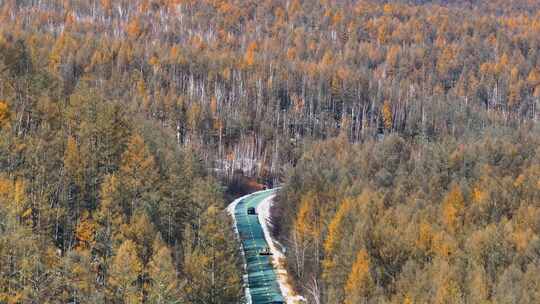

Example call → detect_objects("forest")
0 0 539 303
275 126 540 303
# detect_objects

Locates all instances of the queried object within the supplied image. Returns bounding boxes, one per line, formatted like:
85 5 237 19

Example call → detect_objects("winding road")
230 189 286 304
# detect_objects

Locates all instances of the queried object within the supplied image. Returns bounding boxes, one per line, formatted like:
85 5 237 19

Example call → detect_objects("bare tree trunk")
303 275 321 304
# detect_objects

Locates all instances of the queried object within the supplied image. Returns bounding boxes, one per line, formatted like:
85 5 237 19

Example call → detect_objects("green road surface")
234 189 285 304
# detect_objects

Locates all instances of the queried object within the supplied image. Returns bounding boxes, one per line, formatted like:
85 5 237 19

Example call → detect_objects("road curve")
228 189 285 304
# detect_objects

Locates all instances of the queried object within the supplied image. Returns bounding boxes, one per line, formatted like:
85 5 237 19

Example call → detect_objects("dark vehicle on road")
259 247 273 256
247 207 256 215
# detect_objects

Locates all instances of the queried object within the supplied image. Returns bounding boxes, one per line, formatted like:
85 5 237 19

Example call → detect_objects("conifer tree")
108 240 143 304
147 235 179 304
119 134 159 216
344 249 374 304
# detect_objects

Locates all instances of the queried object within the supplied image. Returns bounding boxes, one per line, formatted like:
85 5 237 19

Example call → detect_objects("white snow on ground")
257 193 306 304
227 192 257 304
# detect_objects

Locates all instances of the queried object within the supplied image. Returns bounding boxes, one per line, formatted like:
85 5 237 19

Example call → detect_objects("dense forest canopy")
1 0 539 178
275 125 540 303
0 0 539 303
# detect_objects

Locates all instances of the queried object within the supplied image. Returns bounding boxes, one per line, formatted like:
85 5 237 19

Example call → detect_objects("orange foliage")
441 185 465 233
76 211 97 250
344 249 373 303
324 198 353 254
382 100 393 130
127 18 142 39
244 41 258 67
294 192 320 241
471 186 487 203
210 96 218 116
512 228 536 254
0 100 11 128
527 69 540 87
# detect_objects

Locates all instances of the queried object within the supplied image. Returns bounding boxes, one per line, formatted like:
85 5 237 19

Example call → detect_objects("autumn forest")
0 0 539 303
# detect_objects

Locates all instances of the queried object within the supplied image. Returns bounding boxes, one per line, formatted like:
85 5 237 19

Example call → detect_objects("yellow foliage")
497 53 509 74
344 249 373 304
324 198 352 260
48 32 77 72
434 278 462 304
21 208 32 218
320 51 334 68
416 221 433 254
472 186 487 203
148 239 177 301
286 47 297 61
109 240 143 301
0 292 23 304
441 185 465 233
0 176 12 201
332 10 343 26
382 100 393 130
331 74 341 96
377 23 389 44
437 47 455 76
136 78 146 97
479 62 494 76
0 100 11 128
294 196 316 240
98 174 118 213
149 55 160 67
512 228 536 254
383 4 394 15
432 231 456 258
508 80 522 107
14 179 26 211
0 177 31 223
187 103 201 131
76 211 96 249
120 134 158 195
527 69 540 87
64 136 83 184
